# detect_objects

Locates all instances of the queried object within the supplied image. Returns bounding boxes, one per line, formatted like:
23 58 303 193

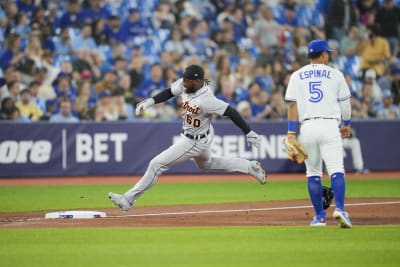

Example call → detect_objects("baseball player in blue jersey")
285 40 353 228
109 65 267 212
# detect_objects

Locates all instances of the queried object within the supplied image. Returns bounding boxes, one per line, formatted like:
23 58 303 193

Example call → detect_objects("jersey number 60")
186 115 201 128
308 81 323 103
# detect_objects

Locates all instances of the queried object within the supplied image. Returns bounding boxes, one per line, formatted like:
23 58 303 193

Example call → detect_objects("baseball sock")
331 172 345 211
307 176 324 217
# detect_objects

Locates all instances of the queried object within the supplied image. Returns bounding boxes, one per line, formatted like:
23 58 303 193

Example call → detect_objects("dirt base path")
1 198 399 228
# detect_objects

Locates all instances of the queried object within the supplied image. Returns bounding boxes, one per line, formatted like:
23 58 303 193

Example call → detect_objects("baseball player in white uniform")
109 65 266 212
285 40 353 228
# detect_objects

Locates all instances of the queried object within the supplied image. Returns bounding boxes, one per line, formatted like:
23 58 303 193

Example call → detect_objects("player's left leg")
193 134 266 184
320 124 352 228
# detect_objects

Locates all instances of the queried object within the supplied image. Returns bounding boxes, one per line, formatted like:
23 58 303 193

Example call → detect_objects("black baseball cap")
183 65 204 80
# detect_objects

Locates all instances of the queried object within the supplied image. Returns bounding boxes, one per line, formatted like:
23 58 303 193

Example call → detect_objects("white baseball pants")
299 119 344 177
124 127 250 204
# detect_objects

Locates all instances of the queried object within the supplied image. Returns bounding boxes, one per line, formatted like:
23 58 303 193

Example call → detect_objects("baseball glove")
322 186 334 210
284 138 308 164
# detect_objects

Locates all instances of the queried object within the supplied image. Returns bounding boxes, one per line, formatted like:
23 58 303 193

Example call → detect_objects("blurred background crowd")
0 0 399 123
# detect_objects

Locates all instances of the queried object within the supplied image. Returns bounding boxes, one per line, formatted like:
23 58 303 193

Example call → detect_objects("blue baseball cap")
308 40 333 53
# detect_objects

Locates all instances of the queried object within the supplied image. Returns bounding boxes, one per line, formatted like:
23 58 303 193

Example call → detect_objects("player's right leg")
109 137 199 211
299 123 325 226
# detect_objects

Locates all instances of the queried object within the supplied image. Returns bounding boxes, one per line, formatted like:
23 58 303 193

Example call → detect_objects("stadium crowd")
0 0 399 123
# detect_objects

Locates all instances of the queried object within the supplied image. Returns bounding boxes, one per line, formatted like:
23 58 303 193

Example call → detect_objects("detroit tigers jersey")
285 64 350 122
171 78 228 135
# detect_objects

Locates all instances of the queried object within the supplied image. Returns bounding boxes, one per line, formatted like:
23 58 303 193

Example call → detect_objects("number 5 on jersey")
309 81 323 103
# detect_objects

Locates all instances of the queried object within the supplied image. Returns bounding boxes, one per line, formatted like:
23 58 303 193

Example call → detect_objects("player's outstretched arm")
223 106 261 148
135 88 174 116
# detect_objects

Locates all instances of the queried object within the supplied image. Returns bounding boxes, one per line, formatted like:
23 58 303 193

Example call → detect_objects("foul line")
107 201 400 218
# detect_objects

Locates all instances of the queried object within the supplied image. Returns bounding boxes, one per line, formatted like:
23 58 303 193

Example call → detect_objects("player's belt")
182 129 210 140
303 117 335 122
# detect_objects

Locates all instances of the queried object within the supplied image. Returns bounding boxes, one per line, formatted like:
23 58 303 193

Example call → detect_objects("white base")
45 210 106 219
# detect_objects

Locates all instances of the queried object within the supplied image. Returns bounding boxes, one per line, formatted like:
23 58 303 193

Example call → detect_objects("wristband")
288 120 297 134
343 119 351 126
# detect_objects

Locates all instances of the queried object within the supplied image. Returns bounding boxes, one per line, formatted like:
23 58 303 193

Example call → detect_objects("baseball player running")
285 40 353 228
109 65 266 212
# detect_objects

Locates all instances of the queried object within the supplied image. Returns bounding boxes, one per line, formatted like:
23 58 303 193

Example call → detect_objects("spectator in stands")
112 87 134 121
216 2 235 27
96 89 119 121
95 69 117 94
326 0 357 41
0 97 14 120
112 56 127 79
215 75 242 108
230 7 246 42
15 88 42 121
13 13 30 37
79 0 111 24
49 96 79 122
165 27 186 59
351 94 370 119
71 23 97 52
16 0 35 17
58 0 82 29
360 82 379 116
135 63 167 100
254 64 275 94
4 80 21 102
233 55 255 92
356 0 380 26
251 4 282 63
358 24 391 78
53 27 75 58
376 90 400 119
39 99 56 121
91 18 108 46
25 34 43 67
3 1 18 35
76 79 97 109
8 105 30 122
0 33 25 71
127 56 145 94
54 72 77 103
248 81 271 120
34 66 56 100
163 65 179 86
379 65 400 106
104 15 126 45
121 8 148 41
0 66 19 100
364 69 383 102
375 0 400 57
340 25 363 56
116 73 135 105
213 53 233 88
219 27 240 56
152 2 175 29
74 94 91 120
72 48 97 80
29 80 46 112
268 91 287 120
276 2 299 29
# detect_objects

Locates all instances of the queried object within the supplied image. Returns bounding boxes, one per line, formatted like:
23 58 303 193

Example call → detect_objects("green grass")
1 226 399 267
0 179 399 213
